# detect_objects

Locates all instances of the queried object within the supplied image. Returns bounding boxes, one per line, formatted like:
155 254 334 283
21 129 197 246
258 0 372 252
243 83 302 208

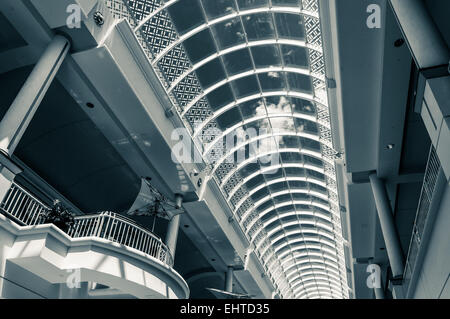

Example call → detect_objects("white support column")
389 0 449 70
225 266 233 293
369 174 405 279
0 35 70 154
165 194 183 260
374 286 385 300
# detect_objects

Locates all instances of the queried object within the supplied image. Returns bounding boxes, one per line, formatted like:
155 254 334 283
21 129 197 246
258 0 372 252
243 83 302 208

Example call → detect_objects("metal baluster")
142 233 149 254
4 186 19 213
96 215 105 237
10 191 24 218
137 229 144 251
27 202 39 225
16 195 29 221
104 214 112 240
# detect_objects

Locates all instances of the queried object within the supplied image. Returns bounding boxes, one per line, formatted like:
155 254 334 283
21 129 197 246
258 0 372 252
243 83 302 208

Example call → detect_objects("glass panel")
201 0 237 19
285 167 305 177
231 75 260 98
314 198 329 206
239 99 266 119
264 168 284 181
281 44 309 68
211 17 246 50
183 29 217 63
273 237 289 249
287 73 313 93
269 181 289 193
251 45 281 68
240 162 260 178
252 187 270 202
307 170 325 180
272 0 299 6
242 13 275 41
261 209 278 223
310 183 327 193
206 83 235 110
291 97 315 115
292 193 309 201
260 154 282 174
257 136 278 156
246 174 265 188
303 154 323 167
167 0 205 35
288 180 308 189
244 119 271 134
292 205 310 213
294 118 318 134
278 136 299 149
258 72 286 91
265 96 292 114
258 199 275 212
270 117 296 132
237 0 268 10
196 58 226 88
300 137 321 151
216 107 242 130
266 220 282 234
277 204 295 213
281 152 302 163
274 13 305 40
273 194 292 204
222 48 253 75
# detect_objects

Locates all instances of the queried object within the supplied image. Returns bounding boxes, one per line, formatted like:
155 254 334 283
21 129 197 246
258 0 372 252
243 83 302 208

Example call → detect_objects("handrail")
0 182 173 267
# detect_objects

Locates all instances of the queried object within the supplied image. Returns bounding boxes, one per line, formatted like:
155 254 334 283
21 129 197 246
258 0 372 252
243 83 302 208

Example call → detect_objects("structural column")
369 174 405 279
165 194 183 260
0 35 70 154
225 266 233 293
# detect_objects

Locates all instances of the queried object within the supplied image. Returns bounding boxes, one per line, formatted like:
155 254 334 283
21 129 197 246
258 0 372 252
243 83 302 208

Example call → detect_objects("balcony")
0 181 189 299
402 146 447 297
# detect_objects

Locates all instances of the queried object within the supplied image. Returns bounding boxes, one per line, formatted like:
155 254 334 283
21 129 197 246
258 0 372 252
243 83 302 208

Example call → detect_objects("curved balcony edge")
0 213 190 299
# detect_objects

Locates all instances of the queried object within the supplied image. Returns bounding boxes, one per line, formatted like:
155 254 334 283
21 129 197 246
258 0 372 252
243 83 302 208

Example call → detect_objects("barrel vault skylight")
106 0 349 299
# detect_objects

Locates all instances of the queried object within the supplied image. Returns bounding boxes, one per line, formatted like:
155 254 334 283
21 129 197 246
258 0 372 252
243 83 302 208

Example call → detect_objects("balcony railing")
0 182 173 267
68 212 173 266
403 146 443 291
0 182 48 226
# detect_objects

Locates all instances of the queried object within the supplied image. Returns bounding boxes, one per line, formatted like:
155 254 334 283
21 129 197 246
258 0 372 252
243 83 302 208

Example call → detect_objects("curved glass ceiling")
113 0 349 299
